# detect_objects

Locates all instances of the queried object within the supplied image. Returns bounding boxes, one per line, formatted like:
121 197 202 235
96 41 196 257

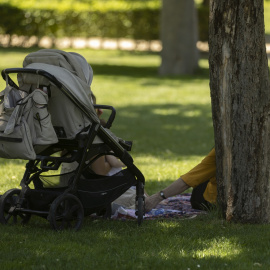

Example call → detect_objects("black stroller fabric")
30 168 137 212
77 169 137 209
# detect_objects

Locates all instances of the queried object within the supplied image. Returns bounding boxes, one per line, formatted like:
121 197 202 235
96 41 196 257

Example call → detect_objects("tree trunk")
202 0 210 7
159 0 199 75
209 0 270 223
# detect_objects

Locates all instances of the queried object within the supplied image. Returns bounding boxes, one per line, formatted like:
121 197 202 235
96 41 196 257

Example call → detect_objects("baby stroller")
0 49 145 230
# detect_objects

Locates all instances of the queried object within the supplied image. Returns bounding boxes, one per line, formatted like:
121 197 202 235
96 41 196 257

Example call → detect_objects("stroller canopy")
23 49 94 87
17 49 100 138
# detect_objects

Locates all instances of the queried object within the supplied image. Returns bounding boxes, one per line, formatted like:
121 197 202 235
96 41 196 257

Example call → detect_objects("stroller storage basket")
77 169 137 209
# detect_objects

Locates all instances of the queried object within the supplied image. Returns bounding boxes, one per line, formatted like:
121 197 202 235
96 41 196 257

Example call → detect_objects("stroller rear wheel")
0 188 31 225
48 194 84 231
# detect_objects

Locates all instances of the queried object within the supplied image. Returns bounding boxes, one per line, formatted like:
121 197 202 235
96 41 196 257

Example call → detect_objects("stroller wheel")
49 194 84 231
0 188 31 225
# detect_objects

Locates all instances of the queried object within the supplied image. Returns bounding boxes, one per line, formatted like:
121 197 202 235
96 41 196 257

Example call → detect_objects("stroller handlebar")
1 68 63 89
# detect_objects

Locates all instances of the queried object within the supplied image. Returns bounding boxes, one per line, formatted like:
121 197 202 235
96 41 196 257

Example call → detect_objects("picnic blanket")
111 193 204 220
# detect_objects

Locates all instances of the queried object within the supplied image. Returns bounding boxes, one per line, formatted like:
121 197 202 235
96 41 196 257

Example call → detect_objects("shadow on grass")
0 47 209 79
92 63 158 78
91 63 210 79
0 46 38 54
0 212 268 269
109 103 214 157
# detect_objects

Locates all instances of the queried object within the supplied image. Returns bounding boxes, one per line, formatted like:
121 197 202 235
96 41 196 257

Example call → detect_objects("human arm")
144 177 190 212
181 148 216 187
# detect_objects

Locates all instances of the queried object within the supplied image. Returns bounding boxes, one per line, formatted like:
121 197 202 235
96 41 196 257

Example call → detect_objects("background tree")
202 0 209 6
159 0 199 75
209 0 270 223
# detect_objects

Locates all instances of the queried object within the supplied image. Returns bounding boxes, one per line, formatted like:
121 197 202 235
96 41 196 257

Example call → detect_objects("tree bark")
209 0 270 223
159 0 199 75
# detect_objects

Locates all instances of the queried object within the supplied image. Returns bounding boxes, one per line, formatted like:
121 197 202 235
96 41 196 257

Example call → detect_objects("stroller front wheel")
0 188 31 225
48 193 84 231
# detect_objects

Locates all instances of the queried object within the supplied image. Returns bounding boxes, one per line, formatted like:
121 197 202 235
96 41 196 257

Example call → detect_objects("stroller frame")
0 68 145 230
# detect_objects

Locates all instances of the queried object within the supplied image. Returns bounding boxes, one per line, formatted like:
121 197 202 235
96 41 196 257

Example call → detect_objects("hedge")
0 1 209 43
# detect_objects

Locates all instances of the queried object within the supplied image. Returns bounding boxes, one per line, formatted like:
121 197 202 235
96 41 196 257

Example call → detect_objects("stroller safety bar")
94 104 116 129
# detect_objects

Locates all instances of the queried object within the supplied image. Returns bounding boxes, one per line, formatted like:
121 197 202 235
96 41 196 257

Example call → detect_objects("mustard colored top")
181 148 217 203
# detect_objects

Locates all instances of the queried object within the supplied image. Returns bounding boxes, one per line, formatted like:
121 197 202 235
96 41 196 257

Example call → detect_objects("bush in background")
0 0 210 44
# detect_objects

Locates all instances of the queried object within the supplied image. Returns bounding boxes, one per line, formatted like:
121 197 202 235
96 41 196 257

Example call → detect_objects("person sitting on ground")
145 148 216 212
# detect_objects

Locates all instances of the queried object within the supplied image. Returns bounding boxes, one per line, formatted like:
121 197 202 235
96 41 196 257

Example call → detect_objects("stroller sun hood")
18 63 99 125
18 48 99 139
23 49 93 87
16 64 100 141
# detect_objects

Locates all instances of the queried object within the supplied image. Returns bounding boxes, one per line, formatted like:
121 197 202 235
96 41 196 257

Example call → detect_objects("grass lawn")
0 48 269 270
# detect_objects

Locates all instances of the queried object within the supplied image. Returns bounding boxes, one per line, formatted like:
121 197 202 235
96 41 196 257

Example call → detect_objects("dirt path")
1 35 270 56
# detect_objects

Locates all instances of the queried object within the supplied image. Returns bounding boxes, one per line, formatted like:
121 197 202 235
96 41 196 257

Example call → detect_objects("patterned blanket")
112 193 204 220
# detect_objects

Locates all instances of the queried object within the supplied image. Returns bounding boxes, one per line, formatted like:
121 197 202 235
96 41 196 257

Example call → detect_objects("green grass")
0 48 269 270
0 48 213 194
265 1 270 35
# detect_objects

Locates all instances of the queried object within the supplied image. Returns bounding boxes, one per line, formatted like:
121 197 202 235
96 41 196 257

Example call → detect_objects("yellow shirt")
181 148 217 203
